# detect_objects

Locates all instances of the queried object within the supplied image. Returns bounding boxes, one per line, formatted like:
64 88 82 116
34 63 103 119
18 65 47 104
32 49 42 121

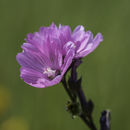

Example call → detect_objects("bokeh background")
0 0 130 129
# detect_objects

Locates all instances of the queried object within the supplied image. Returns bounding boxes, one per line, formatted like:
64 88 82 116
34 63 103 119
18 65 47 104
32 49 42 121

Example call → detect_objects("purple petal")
63 41 76 54
76 31 93 53
59 25 72 43
72 25 85 42
16 51 50 73
34 75 62 88
61 49 75 75
75 33 103 58
21 43 38 52
20 67 43 84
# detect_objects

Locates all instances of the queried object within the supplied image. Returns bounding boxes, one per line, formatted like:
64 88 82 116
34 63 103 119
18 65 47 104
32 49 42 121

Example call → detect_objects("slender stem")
62 59 111 130
80 114 91 127
62 76 75 102
62 59 97 130
88 116 97 130
76 86 88 111
77 87 97 130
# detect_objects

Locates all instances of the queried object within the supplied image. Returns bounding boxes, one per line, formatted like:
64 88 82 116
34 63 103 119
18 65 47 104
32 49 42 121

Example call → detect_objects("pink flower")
16 23 103 88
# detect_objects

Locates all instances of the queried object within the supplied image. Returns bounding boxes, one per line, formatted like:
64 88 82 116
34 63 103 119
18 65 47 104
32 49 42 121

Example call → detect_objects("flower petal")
76 31 93 53
61 48 75 74
72 25 85 42
20 67 43 84
16 51 50 72
75 33 103 58
35 75 62 88
59 25 72 43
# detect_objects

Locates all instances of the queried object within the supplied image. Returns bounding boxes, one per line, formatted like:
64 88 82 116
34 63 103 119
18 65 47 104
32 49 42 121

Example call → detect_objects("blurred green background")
0 0 130 129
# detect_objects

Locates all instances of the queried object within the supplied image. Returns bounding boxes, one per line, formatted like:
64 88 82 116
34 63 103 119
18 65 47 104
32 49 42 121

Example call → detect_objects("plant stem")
62 76 75 102
76 86 97 130
62 59 111 130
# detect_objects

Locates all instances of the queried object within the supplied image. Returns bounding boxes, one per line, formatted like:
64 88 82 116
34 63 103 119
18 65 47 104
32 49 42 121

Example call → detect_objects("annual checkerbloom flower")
16 23 103 88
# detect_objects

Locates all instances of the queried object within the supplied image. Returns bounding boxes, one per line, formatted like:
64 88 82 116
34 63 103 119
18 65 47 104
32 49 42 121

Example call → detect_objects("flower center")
43 67 56 79
43 67 56 77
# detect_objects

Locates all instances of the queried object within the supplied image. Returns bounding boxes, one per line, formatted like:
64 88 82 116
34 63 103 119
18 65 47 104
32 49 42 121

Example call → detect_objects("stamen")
43 67 56 78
